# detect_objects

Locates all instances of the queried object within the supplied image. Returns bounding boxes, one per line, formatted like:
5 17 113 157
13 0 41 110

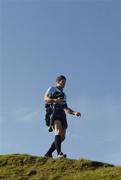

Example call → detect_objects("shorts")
51 109 68 129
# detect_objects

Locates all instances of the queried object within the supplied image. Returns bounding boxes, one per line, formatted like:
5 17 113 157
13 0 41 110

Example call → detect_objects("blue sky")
0 0 121 165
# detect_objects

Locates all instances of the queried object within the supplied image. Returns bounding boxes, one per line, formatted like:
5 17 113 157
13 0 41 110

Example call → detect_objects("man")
44 75 81 158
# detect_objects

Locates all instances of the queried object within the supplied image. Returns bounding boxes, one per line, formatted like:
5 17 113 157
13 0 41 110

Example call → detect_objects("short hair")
56 75 66 82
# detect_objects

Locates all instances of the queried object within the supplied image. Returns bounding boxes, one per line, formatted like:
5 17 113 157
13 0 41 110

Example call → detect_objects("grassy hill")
0 154 121 180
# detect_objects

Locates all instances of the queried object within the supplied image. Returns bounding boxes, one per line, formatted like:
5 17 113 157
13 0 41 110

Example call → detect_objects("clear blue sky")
0 0 120 165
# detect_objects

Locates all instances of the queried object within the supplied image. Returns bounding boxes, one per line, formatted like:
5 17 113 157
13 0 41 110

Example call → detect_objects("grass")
0 154 121 180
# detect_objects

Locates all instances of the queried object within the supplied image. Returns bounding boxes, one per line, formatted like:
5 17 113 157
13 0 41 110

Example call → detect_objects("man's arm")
64 107 81 117
44 95 63 104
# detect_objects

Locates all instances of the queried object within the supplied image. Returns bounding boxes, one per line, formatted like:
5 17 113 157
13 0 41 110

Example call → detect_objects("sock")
45 142 56 156
55 135 61 155
45 136 65 156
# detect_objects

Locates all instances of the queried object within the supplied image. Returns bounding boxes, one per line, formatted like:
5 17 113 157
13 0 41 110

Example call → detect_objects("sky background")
0 0 121 165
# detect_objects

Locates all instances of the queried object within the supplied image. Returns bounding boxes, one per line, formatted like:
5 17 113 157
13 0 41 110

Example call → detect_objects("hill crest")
0 154 121 180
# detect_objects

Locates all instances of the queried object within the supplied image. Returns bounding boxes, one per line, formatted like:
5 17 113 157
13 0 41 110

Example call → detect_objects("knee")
55 128 62 136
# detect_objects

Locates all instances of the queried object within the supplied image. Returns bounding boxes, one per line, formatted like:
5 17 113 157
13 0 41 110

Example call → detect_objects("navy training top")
44 86 68 109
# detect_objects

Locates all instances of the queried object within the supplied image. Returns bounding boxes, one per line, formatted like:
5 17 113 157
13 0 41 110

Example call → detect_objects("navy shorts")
52 109 68 129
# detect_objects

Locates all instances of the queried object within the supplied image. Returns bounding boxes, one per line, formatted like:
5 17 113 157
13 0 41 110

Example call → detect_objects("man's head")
56 75 66 89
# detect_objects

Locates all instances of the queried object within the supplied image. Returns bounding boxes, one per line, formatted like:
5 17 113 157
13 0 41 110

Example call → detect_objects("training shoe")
44 153 53 158
58 152 67 158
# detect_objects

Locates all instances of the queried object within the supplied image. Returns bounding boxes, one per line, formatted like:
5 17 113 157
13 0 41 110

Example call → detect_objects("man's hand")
73 112 81 117
44 95 63 104
54 98 63 104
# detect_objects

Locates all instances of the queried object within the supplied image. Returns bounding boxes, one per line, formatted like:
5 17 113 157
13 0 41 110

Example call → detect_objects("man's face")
56 79 66 89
